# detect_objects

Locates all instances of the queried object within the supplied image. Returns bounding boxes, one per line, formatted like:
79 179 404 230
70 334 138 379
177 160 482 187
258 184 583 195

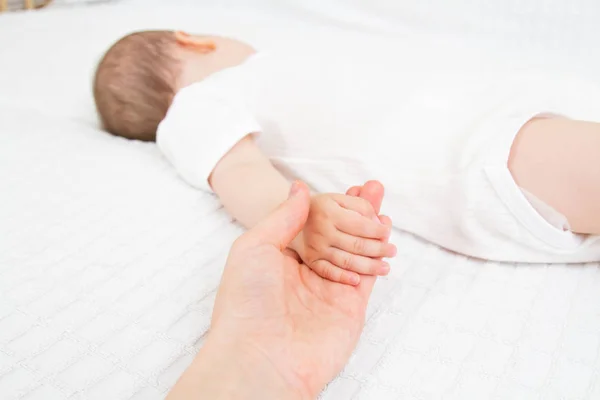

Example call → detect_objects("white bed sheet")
2 3 600 400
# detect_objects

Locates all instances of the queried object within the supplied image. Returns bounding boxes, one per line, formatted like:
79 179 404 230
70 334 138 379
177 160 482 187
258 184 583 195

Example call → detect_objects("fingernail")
289 181 301 198
350 274 361 285
380 263 390 275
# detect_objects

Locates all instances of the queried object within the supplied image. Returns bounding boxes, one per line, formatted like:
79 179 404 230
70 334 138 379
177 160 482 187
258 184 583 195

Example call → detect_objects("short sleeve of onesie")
157 82 261 192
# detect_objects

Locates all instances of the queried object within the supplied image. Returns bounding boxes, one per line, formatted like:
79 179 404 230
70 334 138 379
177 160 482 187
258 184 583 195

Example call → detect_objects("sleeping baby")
94 30 600 283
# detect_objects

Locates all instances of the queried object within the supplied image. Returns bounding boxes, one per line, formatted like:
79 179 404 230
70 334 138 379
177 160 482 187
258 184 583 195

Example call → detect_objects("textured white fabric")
3 2 600 399
3 108 600 399
158 51 600 263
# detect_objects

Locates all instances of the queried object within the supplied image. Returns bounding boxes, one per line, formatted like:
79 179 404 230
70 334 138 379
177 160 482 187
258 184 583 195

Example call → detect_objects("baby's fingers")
335 208 390 239
379 214 392 228
310 259 361 286
328 248 391 276
332 231 396 258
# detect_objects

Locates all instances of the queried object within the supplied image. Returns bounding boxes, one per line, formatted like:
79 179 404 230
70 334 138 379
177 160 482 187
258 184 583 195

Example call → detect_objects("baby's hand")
289 193 396 285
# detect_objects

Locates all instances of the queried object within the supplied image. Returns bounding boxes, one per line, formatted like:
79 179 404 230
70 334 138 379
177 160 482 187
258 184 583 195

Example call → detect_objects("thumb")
359 180 385 215
242 181 311 250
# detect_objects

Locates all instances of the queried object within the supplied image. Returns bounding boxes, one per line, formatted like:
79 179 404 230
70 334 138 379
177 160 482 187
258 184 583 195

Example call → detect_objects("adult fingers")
358 180 385 214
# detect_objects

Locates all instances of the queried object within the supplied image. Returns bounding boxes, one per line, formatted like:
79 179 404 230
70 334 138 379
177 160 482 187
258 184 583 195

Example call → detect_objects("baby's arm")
210 134 291 230
210 135 396 284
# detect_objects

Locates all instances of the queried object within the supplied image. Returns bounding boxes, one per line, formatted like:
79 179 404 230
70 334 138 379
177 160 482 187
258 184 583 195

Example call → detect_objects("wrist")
170 332 312 400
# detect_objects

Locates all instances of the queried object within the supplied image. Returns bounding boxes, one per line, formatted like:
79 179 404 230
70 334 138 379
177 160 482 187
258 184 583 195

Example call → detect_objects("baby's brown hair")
93 30 181 142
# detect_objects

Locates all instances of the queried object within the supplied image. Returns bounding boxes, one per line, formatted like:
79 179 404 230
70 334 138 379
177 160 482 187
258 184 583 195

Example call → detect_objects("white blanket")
2 3 600 399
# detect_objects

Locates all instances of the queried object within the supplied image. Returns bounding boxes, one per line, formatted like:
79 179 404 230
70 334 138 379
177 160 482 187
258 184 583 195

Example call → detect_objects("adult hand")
168 180 392 400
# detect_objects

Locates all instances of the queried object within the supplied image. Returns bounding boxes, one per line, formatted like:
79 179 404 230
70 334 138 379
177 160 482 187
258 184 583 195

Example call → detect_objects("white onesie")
157 50 600 263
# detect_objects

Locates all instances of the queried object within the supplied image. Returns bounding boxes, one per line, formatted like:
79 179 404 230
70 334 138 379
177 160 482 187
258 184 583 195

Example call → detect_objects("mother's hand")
168 181 391 400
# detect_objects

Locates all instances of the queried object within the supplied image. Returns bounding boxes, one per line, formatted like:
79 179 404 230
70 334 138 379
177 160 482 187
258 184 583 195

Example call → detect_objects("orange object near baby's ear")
174 31 216 53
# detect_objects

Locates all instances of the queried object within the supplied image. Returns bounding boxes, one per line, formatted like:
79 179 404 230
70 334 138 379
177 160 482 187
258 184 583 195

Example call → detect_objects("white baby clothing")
157 50 600 263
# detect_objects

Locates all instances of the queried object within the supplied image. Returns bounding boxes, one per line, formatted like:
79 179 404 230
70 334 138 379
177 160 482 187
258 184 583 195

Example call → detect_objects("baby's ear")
174 31 216 53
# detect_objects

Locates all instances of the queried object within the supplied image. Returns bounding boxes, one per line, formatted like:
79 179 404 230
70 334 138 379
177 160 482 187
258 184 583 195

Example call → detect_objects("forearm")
167 335 307 400
509 117 600 234
209 136 291 230
212 157 291 230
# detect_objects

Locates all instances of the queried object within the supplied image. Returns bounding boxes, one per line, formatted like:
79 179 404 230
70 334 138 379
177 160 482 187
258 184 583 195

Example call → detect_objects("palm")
212 241 373 396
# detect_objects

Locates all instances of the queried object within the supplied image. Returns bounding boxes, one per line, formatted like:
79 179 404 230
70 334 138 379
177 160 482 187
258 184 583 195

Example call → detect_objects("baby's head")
93 30 253 141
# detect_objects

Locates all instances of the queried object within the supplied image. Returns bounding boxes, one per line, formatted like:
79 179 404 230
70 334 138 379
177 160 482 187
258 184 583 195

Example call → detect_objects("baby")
94 30 600 281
